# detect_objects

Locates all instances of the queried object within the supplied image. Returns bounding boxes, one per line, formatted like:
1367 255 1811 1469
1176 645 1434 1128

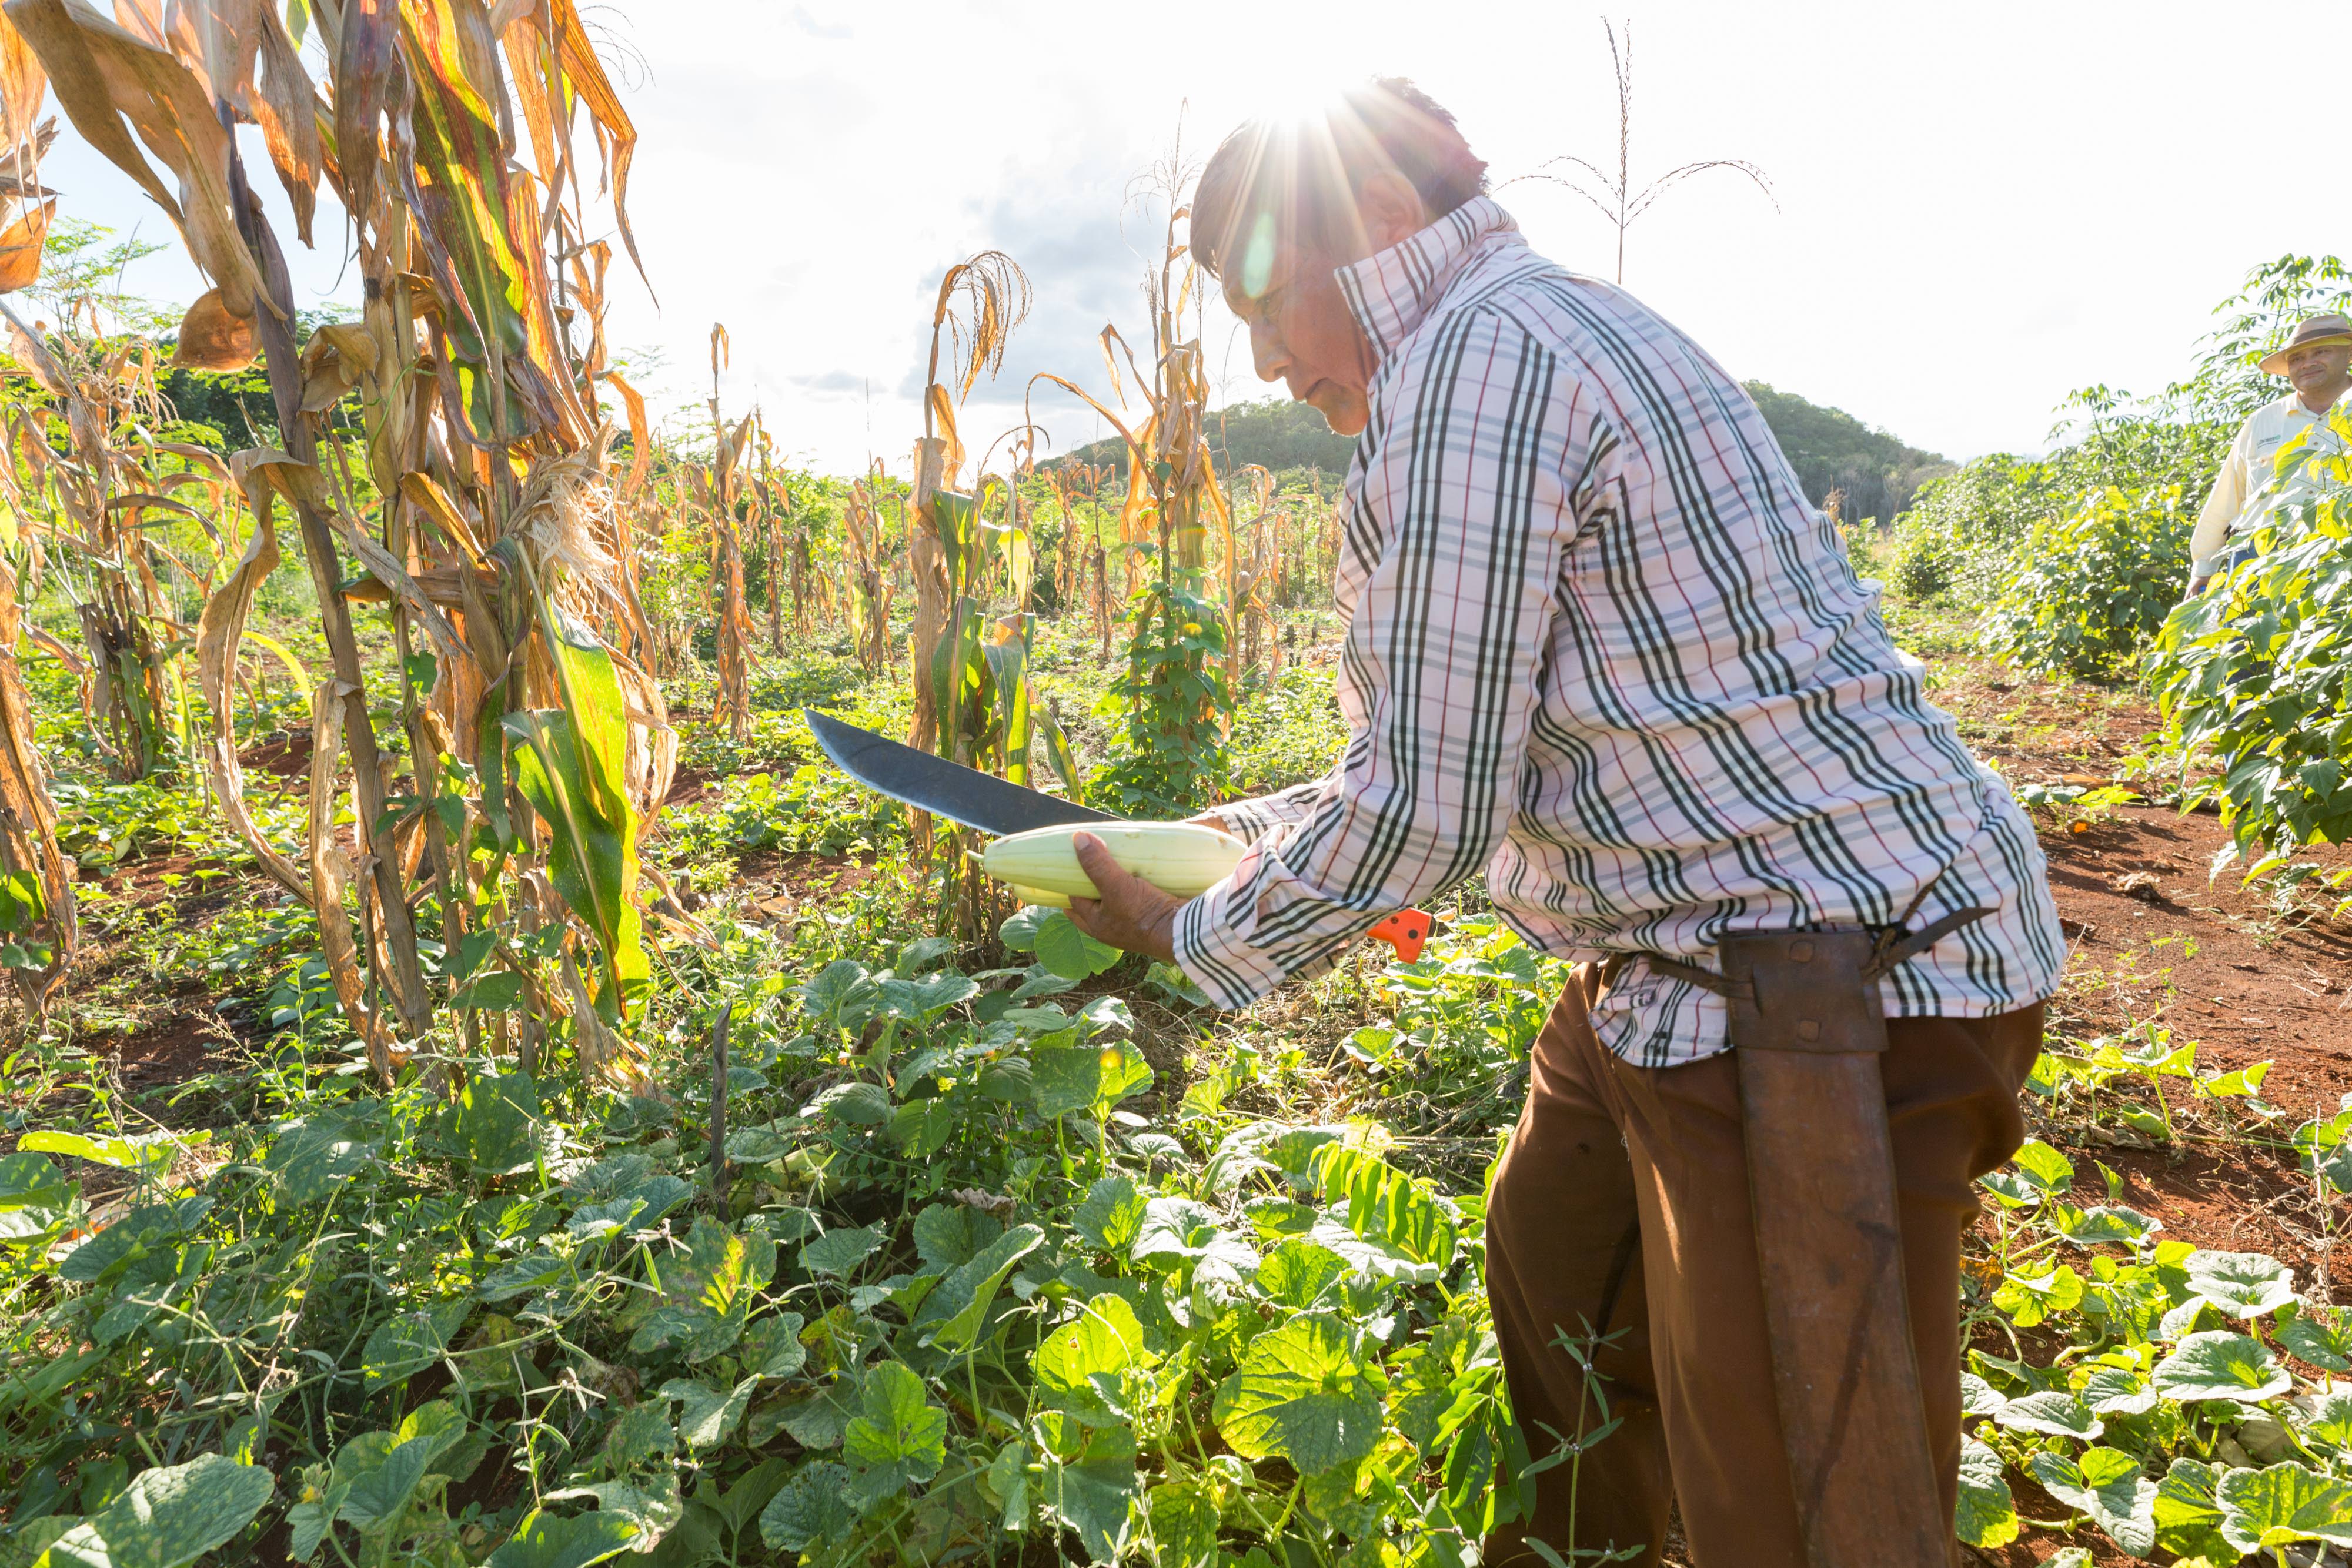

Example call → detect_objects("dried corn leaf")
172 285 253 368
195 492 305 897
0 193 48 291
6 0 266 316
308 679 394 1081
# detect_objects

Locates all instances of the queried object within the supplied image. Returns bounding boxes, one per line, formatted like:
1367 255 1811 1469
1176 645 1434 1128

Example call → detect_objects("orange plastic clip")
1368 908 1432 963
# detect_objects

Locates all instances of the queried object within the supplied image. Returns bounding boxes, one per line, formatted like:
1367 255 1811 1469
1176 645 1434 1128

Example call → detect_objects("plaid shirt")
1172 197 2064 1066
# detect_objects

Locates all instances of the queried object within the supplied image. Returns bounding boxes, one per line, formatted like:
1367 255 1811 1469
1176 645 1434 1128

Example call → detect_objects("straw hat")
2260 312 2352 375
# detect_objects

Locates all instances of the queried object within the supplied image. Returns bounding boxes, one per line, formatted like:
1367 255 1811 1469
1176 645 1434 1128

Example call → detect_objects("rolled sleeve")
1171 311 1585 1008
1212 777 1333 842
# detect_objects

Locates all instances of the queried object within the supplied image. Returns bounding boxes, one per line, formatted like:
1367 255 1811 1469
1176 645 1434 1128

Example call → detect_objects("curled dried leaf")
174 286 255 370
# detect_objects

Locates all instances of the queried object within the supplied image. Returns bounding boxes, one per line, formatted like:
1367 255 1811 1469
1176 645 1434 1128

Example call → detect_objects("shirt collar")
1334 195 1518 360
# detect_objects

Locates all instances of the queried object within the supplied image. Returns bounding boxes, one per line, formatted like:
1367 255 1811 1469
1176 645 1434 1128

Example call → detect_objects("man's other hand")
1065 832 1182 964
1186 810 1230 836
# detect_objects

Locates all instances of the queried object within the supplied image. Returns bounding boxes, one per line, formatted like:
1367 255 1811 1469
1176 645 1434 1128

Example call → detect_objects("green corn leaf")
503 609 647 1020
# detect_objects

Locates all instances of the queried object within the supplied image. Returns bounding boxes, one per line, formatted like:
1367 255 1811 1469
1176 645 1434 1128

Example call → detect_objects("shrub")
1980 484 2192 677
2148 410 2352 850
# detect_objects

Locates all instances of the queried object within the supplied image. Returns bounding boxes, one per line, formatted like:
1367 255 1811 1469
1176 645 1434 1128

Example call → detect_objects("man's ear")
1353 169 1431 255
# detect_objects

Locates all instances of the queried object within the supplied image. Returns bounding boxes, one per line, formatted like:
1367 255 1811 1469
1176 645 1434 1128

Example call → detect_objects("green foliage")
2149 409 2352 850
1742 380 1951 522
1980 484 2193 677
1093 576 1232 815
1063 396 1358 479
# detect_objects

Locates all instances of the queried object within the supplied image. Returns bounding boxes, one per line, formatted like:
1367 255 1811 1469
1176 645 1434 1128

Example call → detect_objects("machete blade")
804 709 1120 836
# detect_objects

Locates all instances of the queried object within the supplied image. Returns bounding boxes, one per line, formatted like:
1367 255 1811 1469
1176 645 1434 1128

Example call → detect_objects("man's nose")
1250 322 1289 385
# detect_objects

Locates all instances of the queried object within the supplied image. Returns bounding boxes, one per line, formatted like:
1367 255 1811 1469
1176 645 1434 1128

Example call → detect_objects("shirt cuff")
1170 877 1291 1010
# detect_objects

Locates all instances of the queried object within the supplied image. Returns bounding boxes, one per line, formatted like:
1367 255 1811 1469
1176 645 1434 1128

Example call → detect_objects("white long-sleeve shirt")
2190 391 2344 578
1171 196 2064 1067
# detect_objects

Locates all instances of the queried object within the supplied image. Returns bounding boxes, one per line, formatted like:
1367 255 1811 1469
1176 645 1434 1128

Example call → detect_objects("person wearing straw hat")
2186 312 2352 595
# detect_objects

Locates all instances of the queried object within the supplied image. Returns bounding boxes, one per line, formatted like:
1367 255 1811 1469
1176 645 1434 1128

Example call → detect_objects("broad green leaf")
1030 1038 1153 1120
2009 1139 2075 1193
41 1453 275 1568
2029 1447 2156 1556
1993 1390 2103 1440
841 1362 946 1502
799 1224 886 1279
1034 912 1121 981
629 1218 774 1362
2047 1202 2161 1247
759 1462 861 1551
360 1302 470 1391
1145 1479 1220 1568
482 1508 637 1568
1256 1239 1352 1311
1991 1262 2083 1328
2277 1302 2352 1371
0 1151 71 1240
997 907 1052 952
2154 1456 2232 1562
1034 1294 1159 1415
1072 1176 1145 1253
437 1072 544 1176
807 1081 890 1125
1032 1414 1137 1563
600 1402 676 1469
911 1203 1000 1271
659 1378 759 1451
920 1224 1043 1353
2217 1460 2352 1553
2154 1330 2291 1403
2082 1365 2158 1416
741 1313 808 1379
1210 1316 1386 1475
333 1438 432 1534
2183 1250 2297 1318
1132 1196 1259 1280
2306 1391 2352 1451
1955 1437 2018 1549
264 1108 380 1206
552 1477 680 1551
1957 1370 2007 1418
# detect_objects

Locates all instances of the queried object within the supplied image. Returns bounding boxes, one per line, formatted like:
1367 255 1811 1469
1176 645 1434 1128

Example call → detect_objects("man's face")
1223 238 1379 437
2285 339 2352 406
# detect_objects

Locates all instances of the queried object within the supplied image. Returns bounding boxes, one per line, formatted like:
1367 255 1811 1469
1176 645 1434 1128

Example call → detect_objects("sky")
35 0 2352 480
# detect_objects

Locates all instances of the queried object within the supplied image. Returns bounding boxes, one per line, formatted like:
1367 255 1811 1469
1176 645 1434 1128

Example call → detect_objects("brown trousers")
1481 965 2043 1568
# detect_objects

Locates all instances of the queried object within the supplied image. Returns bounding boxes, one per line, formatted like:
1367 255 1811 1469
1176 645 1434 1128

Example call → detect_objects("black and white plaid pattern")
1174 198 2063 1065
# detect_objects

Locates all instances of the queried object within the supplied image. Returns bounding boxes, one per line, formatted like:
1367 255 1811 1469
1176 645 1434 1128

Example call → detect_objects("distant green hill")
1742 381 1951 524
1050 384 1946 523
1051 397 1355 480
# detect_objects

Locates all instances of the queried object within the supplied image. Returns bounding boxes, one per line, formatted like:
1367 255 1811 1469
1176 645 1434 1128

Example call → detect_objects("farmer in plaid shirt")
1067 79 2063 1568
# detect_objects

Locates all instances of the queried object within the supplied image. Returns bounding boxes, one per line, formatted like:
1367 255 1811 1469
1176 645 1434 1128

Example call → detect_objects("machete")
803 709 1430 960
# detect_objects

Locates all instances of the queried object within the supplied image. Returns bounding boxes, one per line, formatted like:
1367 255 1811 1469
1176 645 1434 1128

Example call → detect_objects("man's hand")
2188 575 2211 599
1065 832 1182 964
1186 810 1230 837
